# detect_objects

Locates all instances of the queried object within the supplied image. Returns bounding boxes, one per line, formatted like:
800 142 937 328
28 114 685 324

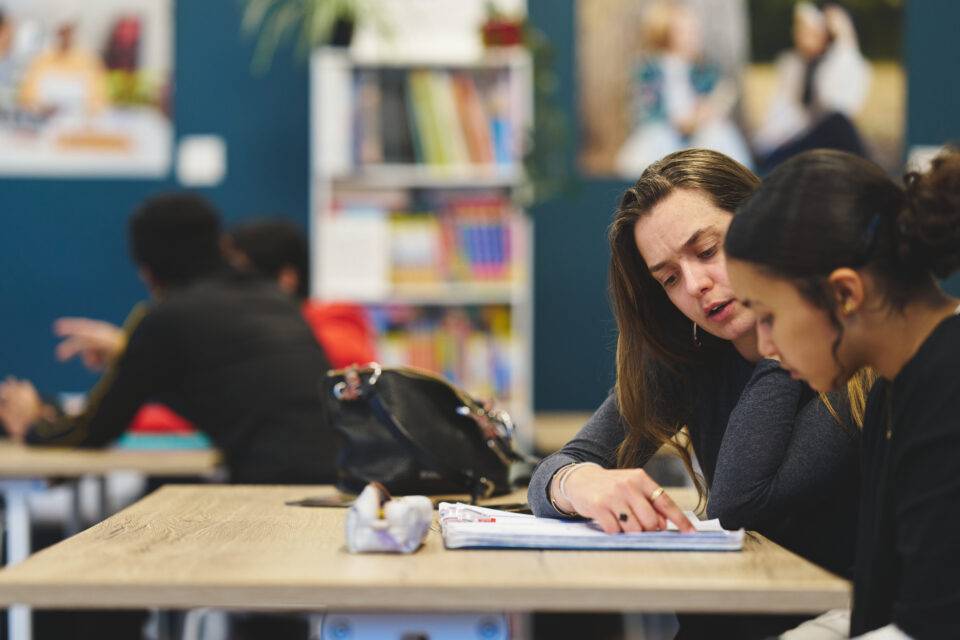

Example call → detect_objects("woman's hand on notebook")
562 466 694 534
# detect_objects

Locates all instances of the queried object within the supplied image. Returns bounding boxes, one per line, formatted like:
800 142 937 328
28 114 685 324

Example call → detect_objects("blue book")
490 118 512 165
116 432 213 450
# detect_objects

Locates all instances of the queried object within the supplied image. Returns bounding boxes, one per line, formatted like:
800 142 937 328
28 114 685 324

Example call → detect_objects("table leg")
97 475 110 521
65 480 83 536
3 482 36 640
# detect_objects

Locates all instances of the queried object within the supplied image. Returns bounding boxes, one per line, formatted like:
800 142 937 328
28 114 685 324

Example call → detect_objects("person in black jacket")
0 193 339 484
726 148 960 639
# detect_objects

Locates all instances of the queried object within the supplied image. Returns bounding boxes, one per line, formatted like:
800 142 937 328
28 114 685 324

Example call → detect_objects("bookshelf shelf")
347 48 532 70
310 47 534 443
330 164 525 189
375 282 523 306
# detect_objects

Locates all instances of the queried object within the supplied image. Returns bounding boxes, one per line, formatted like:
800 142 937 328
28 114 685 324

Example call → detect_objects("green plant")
241 0 363 71
482 4 573 205
521 22 573 206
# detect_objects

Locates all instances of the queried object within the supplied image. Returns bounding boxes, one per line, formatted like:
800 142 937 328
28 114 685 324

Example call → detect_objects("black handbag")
327 363 531 502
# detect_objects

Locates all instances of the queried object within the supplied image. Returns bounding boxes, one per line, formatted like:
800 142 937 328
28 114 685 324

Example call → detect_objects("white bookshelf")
309 47 534 445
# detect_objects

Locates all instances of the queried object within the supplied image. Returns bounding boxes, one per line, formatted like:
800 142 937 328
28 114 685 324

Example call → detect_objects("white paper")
317 212 390 301
438 503 744 551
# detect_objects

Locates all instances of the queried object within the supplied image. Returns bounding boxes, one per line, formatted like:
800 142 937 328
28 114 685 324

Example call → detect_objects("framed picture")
0 0 173 177
578 0 903 178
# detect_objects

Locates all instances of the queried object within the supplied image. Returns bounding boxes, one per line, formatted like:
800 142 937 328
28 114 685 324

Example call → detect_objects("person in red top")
226 219 378 368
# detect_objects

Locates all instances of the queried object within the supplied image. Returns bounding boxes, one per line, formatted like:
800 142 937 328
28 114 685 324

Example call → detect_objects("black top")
530 347 861 578
27 270 339 484
851 314 960 638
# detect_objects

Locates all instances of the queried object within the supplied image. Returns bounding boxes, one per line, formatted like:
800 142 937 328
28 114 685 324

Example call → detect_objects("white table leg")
65 480 83 536
96 475 110 521
3 481 39 640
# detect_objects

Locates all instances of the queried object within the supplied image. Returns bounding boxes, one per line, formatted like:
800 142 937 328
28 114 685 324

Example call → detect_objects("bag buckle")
333 362 383 401
470 476 496 504
458 404 514 441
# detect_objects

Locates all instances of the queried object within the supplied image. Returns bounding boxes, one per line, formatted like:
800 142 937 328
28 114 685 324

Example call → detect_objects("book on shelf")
380 68 417 163
316 211 391 301
391 212 442 284
452 72 495 164
430 71 471 165
372 305 513 400
354 69 384 165
474 68 515 165
350 66 520 171
331 190 518 286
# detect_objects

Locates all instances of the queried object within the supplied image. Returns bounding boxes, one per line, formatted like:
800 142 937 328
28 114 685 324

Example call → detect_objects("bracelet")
549 462 600 517
548 464 579 516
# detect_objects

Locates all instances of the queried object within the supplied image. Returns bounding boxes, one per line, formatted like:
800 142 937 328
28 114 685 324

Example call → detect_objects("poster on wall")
0 0 172 177
578 0 904 179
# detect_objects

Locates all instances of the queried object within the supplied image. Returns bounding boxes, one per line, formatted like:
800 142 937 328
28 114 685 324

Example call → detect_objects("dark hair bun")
899 149 960 278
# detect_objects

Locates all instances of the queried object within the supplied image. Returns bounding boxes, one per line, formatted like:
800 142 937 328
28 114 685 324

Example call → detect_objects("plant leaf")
241 0 279 35
251 1 304 72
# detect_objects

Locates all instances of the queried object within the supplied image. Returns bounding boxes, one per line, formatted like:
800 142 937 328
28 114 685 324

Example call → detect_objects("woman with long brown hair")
529 148 869 638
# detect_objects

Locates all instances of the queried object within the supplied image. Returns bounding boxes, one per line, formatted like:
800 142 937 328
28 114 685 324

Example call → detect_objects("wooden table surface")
0 441 220 477
0 484 850 614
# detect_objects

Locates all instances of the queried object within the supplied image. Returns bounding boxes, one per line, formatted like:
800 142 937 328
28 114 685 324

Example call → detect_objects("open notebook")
439 503 744 551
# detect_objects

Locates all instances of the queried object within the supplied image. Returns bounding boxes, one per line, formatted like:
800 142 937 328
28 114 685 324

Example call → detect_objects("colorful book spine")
362 195 516 284
368 305 514 400
354 67 519 169
354 70 383 165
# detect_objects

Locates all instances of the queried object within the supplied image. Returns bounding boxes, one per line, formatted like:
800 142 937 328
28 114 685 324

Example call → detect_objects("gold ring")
649 486 664 501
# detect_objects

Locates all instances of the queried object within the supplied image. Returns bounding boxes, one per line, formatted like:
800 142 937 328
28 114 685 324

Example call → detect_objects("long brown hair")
609 149 870 498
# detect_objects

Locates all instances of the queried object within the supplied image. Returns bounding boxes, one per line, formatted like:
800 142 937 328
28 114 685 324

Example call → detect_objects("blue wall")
527 0 621 410
2 0 958 409
905 0 960 147
0 0 310 394
904 0 960 298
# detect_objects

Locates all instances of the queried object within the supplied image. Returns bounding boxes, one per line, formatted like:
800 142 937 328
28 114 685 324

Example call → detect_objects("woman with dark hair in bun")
726 148 960 639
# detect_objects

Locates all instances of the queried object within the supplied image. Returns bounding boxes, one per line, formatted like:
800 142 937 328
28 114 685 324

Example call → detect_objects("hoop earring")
692 322 702 348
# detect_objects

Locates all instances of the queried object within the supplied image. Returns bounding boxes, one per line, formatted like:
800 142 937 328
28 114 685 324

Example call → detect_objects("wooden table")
0 484 850 616
0 441 220 478
0 441 221 640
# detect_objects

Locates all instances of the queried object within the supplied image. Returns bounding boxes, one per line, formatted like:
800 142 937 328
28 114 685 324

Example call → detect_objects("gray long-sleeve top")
529 352 860 577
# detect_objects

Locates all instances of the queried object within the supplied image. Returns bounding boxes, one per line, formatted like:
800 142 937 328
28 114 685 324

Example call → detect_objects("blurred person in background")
615 0 752 177
0 193 339 485
0 7 13 84
753 2 870 174
226 218 378 369
18 13 108 117
0 6 24 109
